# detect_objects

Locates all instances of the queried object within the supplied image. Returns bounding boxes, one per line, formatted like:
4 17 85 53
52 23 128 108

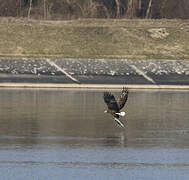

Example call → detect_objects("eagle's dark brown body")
103 87 129 127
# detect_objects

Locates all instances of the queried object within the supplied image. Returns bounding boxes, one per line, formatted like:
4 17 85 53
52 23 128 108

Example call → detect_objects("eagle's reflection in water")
104 131 127 147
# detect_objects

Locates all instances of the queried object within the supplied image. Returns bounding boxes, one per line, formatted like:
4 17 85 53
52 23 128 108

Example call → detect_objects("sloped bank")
0 57 188 89
1 18 189 60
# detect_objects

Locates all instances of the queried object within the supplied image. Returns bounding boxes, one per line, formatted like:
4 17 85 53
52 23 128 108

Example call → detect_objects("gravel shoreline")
0 57 188 88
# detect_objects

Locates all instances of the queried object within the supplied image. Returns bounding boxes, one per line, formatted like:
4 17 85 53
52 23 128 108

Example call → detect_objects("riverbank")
1 18 189 89
0 57 188 89
1 17 189 60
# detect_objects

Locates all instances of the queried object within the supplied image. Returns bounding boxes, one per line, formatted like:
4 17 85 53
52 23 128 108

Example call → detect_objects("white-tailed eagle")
103 87 129 128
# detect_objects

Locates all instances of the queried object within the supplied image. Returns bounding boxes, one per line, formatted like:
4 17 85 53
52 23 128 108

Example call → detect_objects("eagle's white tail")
115 112 126 117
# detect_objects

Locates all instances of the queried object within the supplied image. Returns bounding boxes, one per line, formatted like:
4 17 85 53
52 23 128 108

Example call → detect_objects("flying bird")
103 87 129 128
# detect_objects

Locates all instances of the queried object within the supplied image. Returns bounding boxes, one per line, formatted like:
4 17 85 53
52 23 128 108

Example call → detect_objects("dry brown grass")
0 17 189 60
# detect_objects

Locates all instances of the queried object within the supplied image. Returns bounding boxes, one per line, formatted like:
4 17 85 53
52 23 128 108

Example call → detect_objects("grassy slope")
0 17 189 60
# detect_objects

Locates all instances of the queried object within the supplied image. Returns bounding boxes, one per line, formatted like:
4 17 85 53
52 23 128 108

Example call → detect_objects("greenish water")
0 88 189 180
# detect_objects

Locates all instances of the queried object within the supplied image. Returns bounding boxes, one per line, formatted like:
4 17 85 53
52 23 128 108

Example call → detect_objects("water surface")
0 88 189 179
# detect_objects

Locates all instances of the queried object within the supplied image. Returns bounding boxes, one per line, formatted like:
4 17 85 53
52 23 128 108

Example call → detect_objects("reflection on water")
0 88 189 180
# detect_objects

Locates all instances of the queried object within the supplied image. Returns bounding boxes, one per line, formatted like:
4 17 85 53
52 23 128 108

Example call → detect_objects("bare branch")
146 0 153 18
115 0 120 18
27 0 32 19
44 0 46 19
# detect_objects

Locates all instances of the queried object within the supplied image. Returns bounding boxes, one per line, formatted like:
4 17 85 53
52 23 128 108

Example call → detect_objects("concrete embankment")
0 58 188 89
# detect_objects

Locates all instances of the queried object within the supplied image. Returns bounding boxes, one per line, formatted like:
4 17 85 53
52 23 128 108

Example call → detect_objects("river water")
0 88 189 180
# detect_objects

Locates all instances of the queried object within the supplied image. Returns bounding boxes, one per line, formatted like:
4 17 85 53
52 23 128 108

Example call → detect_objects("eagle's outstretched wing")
103 92 119 112
117 87 129 110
